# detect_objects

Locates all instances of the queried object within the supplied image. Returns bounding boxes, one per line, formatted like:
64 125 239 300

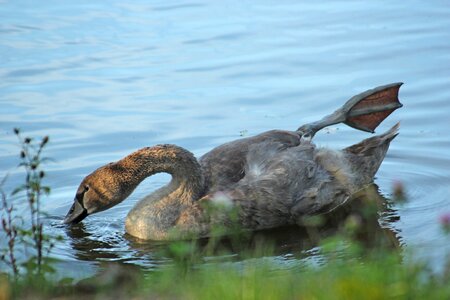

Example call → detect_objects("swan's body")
66 125 399 240
64 83 403 240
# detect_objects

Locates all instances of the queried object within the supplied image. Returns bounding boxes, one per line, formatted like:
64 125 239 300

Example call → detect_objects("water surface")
1 0 450 276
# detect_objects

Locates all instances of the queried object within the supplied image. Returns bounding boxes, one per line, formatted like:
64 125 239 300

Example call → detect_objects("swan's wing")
222 143 319 229
244 141 289 179
220 144 358 230
199 130 301 194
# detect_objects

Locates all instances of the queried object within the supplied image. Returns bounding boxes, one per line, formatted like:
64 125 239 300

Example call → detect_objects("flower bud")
440 213 450 234
42 136 49 145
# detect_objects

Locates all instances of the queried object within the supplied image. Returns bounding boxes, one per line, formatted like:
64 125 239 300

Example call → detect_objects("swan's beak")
64 200 88 224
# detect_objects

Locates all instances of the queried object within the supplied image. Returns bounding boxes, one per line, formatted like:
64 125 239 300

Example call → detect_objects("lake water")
1 0 450 277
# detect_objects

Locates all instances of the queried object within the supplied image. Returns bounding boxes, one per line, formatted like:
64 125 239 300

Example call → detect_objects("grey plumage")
63 123 400 240
209 123 399 231
64 82 403 240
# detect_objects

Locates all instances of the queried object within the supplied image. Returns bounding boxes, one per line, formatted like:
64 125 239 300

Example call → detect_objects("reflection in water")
64 184 400 271
65 222 167 269
320 184 401 250
66 223 118 261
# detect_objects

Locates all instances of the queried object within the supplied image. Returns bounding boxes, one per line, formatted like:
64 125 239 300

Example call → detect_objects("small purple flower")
440 213 450 234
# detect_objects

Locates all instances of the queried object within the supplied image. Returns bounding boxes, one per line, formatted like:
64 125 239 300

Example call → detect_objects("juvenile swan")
64 83 403 240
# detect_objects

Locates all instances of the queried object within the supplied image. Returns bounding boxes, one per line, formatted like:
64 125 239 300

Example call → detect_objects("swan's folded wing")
199 130 301 194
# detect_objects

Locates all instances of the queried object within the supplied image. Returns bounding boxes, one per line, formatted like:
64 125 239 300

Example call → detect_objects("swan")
64 83 403 240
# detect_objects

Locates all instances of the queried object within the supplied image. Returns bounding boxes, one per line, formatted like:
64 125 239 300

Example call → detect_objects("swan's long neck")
120 145 205 240
120 145 205 203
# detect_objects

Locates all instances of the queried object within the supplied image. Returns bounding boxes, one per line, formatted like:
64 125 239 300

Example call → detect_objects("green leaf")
40 157 55 163
11 185 26 195
29 181 40 192
17 228 33 237
59 277 74 285
41 262 56 274
41 186 51 195
22 257 38 272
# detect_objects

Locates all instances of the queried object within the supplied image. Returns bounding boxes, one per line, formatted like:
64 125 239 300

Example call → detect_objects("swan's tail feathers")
345 122 399 155
344 123 400 184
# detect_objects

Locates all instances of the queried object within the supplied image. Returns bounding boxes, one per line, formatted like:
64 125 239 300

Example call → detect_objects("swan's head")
64 162 133 224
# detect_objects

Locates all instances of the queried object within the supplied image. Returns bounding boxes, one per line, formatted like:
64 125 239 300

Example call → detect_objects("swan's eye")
75 185 89 203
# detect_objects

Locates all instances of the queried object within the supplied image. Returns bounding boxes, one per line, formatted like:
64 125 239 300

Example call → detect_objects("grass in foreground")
2 248 450 300
144 255 449 300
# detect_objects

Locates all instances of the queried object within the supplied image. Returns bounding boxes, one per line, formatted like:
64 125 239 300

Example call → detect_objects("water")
1 0 450 277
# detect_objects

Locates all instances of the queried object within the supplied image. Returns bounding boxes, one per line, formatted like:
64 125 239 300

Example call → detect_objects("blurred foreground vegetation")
1 242 450 300
1 130 450 299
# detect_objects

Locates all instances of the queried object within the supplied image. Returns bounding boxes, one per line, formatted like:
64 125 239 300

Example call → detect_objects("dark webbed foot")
297 83 403 138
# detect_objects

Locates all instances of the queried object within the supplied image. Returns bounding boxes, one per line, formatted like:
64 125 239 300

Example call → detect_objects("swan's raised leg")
297 83 403 138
